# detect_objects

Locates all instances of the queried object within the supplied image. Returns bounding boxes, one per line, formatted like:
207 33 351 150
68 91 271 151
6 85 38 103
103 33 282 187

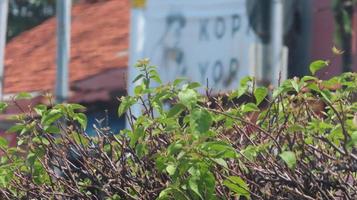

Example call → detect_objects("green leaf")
15 92 32 100
223 176 250 199
134 85 144 96
178 89 197 109
213 158 228 168
187 82 201 89
230 77 252 100
254 87 268 105
301 76 318 82
71 133 89 146
34 104 47 116
0 170 13 187
288 124 304 132
190 109 212 134
128 126 144 147
17 139 24 146
26 152 37 166
241 103 259 113
349 131 357 147
118 96 137 117
0 137 8 148
168 142 183 155
149 69 162 83
0 102 7 112
74 113 87 130
240 76 253 87
188 177 203 199
132 74 144 83
41 109 62 126
173 77 187 87
166 164 176 175
44 126 60 134
279 151 296 169
201 141 237 158
158 187 174 199
69 104 86 111
167 104 185 118
241 145 258 161
32 136 50 146
320 89 332 104
7 123 25 133
290 79 300 92
306 82 320 92
309 60 329 75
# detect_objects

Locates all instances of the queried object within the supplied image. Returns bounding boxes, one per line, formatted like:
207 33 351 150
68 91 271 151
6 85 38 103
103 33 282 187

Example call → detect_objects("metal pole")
56 0 71 103
126 6 146 129
0 0 9 100
271 0 285 86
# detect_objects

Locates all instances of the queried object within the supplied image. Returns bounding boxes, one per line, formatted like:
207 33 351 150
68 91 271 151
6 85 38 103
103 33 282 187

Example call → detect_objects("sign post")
270 0 287 86
0 0 8 100
56 0 72 103
126 0 147 128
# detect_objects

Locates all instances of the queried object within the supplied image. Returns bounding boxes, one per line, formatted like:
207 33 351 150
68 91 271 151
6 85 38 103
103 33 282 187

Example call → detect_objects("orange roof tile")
4 0 129 94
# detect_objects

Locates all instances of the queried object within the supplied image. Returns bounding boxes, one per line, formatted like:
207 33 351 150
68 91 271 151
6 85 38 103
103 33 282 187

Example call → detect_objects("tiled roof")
4 0 129 95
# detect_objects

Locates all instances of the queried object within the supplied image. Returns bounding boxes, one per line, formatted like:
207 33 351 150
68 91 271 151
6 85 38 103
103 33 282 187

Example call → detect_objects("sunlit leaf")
309 60 329 75
178 89 197 109
223 176 250 199
279 151 296 169
167 104 185 118
254 87 268 105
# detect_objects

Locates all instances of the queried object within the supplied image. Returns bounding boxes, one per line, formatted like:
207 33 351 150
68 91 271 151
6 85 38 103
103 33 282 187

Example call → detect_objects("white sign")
142 0 260 91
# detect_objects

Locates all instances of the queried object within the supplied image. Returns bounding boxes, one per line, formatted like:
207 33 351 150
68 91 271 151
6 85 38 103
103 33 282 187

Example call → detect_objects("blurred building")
2 0 129 138
1 0 357 143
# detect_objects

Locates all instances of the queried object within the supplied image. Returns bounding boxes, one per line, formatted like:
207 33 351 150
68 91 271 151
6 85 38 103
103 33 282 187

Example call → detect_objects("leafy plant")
0 59 356 199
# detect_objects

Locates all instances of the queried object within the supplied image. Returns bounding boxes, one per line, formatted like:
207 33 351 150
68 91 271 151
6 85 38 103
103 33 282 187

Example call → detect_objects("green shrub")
0 59 356 199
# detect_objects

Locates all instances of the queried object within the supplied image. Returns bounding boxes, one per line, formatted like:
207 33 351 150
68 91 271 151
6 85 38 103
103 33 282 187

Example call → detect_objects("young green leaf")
74 113 87 130
201 141 237 158
167 104 185 118
223 176 250 199
166 164 176 176
190 109 212 134
173 77 187 87
7 123 25 133
178 89 197 109
279 151 297 169
132 74 144 83
15 92 32 100
187 82 201 89
309 60 329 75
41 109 62 126
241 103 259 113
188 177 203 199
149 69 162 84
0 137 8 148
34 104 47 116
0 102 7 112
290 79 300 92
69 104 86 111
128 126 144 147
118 96 136 117
348 131 357 147
254 87 268 105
